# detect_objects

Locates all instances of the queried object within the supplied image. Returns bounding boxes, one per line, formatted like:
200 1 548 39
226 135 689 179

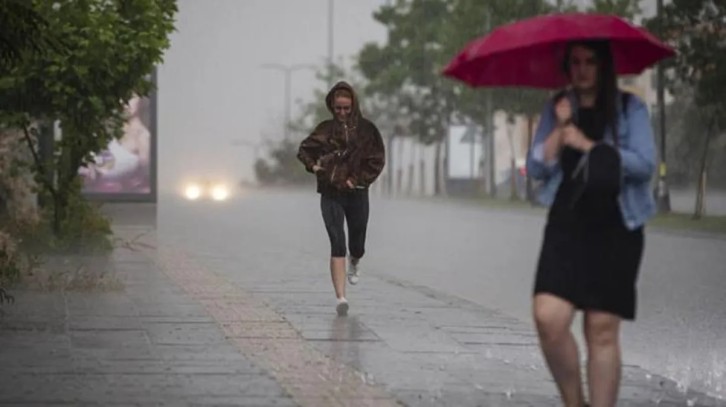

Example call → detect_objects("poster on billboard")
79 71 157 202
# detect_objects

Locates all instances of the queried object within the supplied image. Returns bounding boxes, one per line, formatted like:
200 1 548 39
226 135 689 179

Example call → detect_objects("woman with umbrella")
444 14 674 407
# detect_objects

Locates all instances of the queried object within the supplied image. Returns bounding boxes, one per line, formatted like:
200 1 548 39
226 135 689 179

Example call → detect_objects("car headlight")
184 184 202 200
211 184 229 201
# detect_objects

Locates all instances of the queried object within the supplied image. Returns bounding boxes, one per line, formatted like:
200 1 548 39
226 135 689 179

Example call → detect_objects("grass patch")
425 194 726 236
650 213 726 236
3 230 154 296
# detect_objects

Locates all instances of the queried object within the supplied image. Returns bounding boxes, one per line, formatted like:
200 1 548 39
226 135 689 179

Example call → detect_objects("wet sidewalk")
1 219 724 406
0 233 297 406
166 237 725 407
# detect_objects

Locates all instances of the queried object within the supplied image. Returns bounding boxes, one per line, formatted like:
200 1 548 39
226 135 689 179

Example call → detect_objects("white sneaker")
336 298 349 316
347 257 360 285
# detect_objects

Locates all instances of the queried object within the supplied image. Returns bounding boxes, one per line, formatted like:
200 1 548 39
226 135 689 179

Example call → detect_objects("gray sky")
158 0 387 187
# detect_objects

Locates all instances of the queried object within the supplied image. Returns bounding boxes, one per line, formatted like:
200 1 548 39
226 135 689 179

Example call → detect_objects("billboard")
79 71 157 202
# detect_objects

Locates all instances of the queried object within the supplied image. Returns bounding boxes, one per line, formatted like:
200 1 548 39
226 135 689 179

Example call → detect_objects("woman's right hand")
539 97 572 163
554 97 572 125
312 165 324 173
555 97 572 126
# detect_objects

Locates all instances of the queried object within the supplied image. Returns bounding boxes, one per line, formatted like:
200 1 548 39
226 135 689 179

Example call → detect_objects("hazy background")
157 0 388 190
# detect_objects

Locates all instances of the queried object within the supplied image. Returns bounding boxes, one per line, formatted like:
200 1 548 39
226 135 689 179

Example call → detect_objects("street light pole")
327 0 334 86
654 0 671 212
485 11 496 197
261 64 315 141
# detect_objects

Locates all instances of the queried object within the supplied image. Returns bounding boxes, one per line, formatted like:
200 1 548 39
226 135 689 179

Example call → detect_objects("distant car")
181 179 232 202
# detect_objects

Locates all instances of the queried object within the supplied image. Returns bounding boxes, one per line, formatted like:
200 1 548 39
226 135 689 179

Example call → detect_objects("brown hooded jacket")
297 82 385 194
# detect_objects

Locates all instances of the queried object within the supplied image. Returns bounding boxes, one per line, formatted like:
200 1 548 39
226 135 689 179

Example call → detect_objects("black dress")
533 107 644 320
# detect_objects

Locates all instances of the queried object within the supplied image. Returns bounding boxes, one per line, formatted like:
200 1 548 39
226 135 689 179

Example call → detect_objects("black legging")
320 190 369 258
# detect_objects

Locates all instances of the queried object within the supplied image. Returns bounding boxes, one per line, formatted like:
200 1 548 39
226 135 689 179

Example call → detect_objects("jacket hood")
325 81 362 121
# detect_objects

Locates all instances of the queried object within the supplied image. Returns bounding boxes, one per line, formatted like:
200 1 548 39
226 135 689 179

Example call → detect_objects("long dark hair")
562 40 619 145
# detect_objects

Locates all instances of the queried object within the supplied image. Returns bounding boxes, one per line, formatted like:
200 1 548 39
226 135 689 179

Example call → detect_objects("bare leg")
533 293 586 407
584 311 621 407
330 257 346 299
321 194 348 300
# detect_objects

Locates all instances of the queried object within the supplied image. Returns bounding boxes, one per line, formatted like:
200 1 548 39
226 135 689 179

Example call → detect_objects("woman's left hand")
561 125 595 152
346 179 355 189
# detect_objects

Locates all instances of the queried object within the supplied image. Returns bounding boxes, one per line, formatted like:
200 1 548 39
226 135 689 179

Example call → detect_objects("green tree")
660 86 726 190
0 0 58 300
647 0 726 218
358 0 456 196
358 0 553 198
552 0 579 11
588 0 641 18
0 0 59 221
0 0 176 240
0 0 59 73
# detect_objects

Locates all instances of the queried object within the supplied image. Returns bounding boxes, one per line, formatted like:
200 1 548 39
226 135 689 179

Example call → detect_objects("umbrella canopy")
442 13 676 89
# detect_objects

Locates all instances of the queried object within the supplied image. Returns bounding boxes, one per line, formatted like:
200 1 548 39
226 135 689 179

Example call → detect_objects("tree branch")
21 122 58 200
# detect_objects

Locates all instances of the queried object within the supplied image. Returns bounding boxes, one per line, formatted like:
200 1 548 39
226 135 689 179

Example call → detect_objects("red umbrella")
442 13 676 89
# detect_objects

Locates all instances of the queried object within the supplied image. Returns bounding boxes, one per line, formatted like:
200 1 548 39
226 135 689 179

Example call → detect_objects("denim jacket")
526 90 657 230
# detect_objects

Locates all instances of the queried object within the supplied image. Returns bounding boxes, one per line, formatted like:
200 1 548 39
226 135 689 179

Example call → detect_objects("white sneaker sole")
336 301 349 316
